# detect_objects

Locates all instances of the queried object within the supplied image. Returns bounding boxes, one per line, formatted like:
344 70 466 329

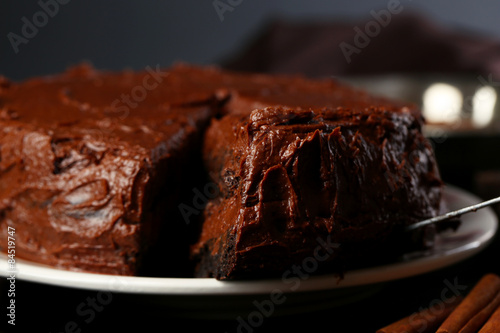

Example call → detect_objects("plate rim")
1 184 497 296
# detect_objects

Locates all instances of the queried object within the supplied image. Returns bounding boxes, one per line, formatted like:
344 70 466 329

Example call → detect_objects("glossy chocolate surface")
190 73 444 279
0 64 443 278
0 64 213 274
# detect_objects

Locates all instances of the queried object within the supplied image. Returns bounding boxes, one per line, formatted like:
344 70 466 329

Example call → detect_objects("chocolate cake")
192 106 443 279
0 64 445 279
0 64 215 275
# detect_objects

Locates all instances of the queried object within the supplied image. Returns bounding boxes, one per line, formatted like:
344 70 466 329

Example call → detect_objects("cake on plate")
0 64 444 278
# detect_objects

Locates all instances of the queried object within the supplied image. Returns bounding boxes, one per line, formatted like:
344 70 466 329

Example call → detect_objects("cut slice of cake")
191 79 444 279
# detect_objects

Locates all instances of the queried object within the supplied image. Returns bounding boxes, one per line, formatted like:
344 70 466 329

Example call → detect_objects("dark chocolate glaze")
0 63 444 278
0 64 214 275
192 94 444 280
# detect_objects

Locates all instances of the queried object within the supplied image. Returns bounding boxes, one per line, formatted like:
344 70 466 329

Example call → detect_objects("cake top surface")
1 65 219 158
1 62 419 124
167 63 421 117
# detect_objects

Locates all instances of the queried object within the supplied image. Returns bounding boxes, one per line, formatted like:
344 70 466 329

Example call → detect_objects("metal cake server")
406 195 500 231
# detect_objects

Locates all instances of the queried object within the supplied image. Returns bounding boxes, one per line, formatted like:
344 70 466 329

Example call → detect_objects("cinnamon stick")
459 291 500 333
437 273 500 333
376 296 462 333
478 303 500 333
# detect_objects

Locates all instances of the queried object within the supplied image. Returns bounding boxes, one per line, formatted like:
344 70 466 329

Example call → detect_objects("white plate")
0 185 497 316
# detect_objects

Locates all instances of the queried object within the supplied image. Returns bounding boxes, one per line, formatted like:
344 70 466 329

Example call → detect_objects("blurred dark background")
2 0 500 80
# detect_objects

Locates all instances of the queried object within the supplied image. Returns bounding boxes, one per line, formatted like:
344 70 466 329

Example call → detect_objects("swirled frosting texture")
193 104 443 279
0 64 444 277
0 64 213 274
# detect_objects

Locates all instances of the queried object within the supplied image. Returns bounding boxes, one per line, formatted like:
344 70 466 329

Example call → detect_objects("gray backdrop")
1 0 500 80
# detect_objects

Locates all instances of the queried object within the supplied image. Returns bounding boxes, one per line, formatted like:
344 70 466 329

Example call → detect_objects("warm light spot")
422 83 463 124
472 86 497 128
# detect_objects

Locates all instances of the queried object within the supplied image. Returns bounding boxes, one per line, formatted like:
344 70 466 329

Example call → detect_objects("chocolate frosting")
0 64 213 274
0 63 444 278
192 87 443 279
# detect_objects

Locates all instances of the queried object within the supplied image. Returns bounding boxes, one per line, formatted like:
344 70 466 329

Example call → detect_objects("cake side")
0 65 214 275
192 106 443 279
